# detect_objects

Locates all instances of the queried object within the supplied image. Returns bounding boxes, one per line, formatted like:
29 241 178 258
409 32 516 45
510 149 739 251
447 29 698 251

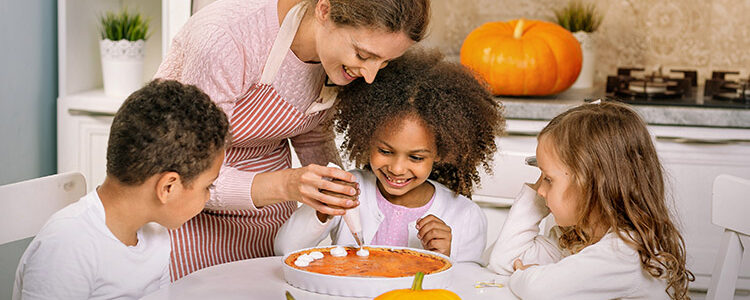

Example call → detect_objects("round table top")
142 256 518 300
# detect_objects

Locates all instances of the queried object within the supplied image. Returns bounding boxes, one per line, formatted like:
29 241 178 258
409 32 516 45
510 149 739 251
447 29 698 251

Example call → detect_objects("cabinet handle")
68 109 116 117
504 131 539 137
656 136 750 145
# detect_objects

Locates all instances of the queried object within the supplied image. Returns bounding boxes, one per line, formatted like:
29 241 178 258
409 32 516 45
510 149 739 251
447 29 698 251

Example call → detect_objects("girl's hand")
513 258 538 271
285 164 359 216
416 215 452 257
529 174 543 191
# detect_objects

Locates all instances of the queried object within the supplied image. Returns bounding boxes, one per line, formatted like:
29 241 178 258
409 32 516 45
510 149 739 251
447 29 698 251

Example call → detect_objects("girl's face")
535 135 580 227
313 1 414 85
369 117 440 202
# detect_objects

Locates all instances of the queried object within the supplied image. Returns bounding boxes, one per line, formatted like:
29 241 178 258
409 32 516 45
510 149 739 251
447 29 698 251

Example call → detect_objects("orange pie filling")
284 246 451 278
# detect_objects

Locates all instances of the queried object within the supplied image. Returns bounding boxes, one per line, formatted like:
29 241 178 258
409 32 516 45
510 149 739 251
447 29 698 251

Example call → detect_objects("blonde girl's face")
535 136 580 227
369 117 440 202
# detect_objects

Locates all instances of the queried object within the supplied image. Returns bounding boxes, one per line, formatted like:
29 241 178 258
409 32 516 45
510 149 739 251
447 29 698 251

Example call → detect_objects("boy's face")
535 136 579 227
162 151 224 229
368 117 439 202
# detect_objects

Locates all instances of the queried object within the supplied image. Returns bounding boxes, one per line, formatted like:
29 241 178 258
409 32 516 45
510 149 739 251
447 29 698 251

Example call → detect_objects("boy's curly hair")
107 79 230 187
335 48 505 197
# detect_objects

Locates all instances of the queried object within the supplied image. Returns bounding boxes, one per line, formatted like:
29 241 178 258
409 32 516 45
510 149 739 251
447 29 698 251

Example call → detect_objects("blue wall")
0 0 58 185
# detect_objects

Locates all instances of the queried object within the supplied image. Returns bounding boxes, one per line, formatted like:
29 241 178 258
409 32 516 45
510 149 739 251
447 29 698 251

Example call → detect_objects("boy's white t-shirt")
13 190 170 300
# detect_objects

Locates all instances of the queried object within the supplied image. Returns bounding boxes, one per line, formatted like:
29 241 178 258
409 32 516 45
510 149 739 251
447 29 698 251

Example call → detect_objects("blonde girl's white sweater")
488 185 669 300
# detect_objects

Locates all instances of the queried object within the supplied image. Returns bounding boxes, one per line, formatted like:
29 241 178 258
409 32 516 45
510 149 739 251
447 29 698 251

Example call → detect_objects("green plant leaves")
553 1 602 33
99 9 151 41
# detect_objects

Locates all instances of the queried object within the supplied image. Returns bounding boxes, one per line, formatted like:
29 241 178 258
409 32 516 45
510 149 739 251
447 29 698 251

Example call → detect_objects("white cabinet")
57 0 190 190
650 125 750 291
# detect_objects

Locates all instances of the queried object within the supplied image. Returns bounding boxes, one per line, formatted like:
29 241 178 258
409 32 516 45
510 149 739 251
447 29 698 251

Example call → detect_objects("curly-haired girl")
275 48 505 264
488 101 694 299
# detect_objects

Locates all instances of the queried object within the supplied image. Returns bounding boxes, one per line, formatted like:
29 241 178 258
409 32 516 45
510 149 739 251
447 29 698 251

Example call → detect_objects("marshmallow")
356 248 369 257
330 246 347 257
294 258 310 267
309 251 324 260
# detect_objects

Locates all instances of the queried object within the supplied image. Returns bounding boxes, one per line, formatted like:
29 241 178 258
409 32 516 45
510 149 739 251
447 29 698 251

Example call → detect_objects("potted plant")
99 9 151 97
553 1 602 89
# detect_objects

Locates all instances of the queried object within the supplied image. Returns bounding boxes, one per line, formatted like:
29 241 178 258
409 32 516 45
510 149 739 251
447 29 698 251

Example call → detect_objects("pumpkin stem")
411 272 425 291
513 19 525 39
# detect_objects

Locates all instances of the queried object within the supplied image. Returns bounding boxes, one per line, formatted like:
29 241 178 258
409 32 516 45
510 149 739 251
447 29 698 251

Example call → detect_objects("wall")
422 0 750 83
0 0 58 185
0 1 56 297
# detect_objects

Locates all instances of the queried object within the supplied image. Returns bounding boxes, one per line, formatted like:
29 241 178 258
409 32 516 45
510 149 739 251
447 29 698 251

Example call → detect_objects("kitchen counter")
497 86 750 129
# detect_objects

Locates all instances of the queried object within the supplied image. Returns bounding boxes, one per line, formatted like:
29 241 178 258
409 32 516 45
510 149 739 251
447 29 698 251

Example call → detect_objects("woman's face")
535 135 579 227
313 2 414 85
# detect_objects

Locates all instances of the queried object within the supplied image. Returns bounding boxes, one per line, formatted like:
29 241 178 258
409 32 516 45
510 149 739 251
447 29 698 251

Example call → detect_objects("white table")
142 257 519 300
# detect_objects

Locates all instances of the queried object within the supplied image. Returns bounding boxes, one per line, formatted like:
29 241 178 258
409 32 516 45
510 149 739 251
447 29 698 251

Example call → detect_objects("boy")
13 79 230 299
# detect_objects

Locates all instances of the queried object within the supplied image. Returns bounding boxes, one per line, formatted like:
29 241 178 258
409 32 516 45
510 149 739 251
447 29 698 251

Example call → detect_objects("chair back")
0 172 86 244
707 174 750 300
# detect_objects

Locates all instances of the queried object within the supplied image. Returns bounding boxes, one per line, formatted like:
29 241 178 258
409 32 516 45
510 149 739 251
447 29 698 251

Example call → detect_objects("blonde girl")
489 101 693 299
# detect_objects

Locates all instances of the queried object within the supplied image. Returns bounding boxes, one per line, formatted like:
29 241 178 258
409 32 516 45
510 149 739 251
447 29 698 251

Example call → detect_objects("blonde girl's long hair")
539 101 694 300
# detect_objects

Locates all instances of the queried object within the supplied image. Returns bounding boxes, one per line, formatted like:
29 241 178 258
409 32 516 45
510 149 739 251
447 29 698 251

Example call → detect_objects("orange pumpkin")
460 19 583 96
374 272 461 300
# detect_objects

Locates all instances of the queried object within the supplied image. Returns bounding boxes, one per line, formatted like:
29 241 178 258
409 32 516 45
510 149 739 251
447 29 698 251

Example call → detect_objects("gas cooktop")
604 67 750 109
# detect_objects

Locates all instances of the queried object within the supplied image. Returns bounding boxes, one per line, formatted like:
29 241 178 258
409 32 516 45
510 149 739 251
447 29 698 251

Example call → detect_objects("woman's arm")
156 21 357 212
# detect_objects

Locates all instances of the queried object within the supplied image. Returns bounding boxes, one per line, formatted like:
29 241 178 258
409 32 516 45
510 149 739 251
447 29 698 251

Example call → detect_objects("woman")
155 0 430 280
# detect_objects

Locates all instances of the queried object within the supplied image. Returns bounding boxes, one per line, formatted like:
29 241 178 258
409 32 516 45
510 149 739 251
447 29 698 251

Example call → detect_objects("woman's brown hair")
539 101 694 299
308 0 430 41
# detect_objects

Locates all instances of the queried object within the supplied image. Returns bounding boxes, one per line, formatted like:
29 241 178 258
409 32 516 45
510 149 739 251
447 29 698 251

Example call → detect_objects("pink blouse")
154 0 339 211
371 187 435 246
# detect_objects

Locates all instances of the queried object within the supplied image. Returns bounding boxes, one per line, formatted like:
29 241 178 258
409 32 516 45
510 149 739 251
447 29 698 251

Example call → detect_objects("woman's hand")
284 164 359 216
416 215 452 257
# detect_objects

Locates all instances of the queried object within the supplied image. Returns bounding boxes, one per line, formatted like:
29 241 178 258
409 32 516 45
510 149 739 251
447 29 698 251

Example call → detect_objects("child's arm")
487 182 563 275
442 201 487 264
507 234 643 299
273 204 341 255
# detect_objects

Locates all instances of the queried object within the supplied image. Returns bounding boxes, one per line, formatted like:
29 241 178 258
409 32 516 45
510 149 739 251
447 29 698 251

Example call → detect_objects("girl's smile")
369 116 440 207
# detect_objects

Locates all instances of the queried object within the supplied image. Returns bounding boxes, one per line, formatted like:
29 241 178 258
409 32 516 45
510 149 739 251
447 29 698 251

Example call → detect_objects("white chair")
0 172 86 299
707 174 750 300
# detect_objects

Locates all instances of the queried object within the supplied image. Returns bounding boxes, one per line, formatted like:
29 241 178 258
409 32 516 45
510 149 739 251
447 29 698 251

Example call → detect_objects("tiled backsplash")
421 0 750 84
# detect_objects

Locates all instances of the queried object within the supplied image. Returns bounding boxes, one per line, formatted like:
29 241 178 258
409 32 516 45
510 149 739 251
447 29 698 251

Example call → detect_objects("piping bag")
326 163 364 248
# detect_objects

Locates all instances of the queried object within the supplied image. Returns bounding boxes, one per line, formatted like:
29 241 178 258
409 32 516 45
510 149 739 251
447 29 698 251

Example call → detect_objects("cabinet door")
78 117 112 189
58 111 112 192
657 139 750 291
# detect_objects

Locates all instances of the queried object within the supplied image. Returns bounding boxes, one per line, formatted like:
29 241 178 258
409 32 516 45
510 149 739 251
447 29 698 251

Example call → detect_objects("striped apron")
169 2 335 280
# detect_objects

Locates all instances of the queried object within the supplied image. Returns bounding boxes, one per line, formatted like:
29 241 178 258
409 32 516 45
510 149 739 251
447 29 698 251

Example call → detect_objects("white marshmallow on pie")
356 248 369 257
330 246 347 257
294 258 310 267
309 251 324 260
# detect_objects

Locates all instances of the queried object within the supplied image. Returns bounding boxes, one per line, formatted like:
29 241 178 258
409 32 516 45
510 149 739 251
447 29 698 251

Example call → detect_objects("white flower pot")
571 31 595 89
100 39 145 98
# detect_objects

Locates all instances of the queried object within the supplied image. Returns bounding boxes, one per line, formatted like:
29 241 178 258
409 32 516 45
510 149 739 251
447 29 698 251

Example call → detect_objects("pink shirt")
155 0 338 210
371 187 435 247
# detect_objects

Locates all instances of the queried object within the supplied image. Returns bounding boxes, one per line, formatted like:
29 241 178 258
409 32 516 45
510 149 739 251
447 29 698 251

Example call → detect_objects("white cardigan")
274 169 487 264
487 185 670 300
